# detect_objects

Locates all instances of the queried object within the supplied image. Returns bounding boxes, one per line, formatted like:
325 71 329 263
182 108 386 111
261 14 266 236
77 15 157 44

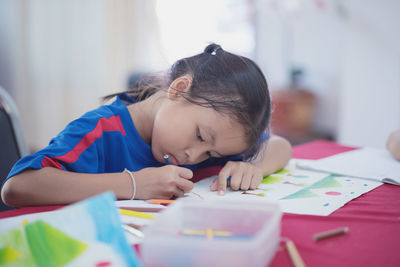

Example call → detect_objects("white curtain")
0 0 164 150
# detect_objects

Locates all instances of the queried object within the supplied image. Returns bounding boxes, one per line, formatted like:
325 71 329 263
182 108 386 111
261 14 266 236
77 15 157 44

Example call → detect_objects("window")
156 0 255 63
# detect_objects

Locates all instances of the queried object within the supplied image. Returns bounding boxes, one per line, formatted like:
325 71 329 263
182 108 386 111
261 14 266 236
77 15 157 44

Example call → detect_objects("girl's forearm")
251 135 292 176
1 167 133 207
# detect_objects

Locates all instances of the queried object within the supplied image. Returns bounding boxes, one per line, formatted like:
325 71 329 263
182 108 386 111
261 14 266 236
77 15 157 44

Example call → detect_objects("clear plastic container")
141 199 281 267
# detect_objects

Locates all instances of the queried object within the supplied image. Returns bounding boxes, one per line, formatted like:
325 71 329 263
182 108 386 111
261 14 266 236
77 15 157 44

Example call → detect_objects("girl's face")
151 97 248 165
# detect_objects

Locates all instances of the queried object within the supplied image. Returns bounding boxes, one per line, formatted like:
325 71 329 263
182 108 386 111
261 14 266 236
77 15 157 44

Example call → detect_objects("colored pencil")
313 227 349 242
179 229 255 240
125 222 144 230
182 229 232 236
145 199 175 205
122 224 144 238
286 240 306 267
119 208 156 219
118 206 164 213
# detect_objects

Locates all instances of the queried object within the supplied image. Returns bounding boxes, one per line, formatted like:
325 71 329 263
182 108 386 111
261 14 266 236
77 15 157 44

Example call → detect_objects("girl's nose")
185 146 207 164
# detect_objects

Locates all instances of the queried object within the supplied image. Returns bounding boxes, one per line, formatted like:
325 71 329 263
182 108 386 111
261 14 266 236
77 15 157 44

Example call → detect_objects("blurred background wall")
0 0 399 151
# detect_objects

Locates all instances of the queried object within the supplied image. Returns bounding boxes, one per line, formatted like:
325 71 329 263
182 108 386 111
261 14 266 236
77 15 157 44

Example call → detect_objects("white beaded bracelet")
123 168 136 200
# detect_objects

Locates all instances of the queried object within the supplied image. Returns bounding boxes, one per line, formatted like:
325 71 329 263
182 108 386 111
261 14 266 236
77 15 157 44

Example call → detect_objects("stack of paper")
296 147 400 186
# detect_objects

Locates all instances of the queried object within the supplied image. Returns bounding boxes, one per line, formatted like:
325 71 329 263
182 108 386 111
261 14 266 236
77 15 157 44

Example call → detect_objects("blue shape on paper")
84 192 142 267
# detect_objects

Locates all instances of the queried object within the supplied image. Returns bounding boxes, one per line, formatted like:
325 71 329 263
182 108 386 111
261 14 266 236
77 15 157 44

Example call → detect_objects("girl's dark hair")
105 43 271 159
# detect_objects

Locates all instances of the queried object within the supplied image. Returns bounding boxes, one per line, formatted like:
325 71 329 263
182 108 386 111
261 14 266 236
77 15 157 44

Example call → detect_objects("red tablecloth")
1 140 399 267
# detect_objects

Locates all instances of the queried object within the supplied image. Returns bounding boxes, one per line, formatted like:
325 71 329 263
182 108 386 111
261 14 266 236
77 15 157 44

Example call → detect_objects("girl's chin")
151 149 163 163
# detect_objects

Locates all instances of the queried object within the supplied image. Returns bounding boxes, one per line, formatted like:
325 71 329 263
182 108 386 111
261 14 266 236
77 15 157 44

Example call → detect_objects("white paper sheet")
181 159 382 216
296 147 400 185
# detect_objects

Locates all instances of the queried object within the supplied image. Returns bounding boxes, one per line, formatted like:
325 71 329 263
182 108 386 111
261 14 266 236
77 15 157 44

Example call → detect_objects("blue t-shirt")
5 94 269 182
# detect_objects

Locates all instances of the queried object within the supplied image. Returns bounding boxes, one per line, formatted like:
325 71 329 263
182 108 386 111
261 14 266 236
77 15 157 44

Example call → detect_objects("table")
1 140 399 267
272 141 400 267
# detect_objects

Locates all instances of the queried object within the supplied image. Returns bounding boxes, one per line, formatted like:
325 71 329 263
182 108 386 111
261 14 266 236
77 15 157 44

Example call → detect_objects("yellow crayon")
119 208 156 219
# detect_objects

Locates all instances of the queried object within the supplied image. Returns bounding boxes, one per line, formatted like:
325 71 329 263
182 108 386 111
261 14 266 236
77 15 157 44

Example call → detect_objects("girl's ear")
167 75 192 100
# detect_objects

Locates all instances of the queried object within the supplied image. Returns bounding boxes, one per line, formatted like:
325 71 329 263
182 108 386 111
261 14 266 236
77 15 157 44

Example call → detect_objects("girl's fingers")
172 187 185 198
176 178 194 193
176 166 193 179
217 169 231 195
240 172 252 191
212 162 263 194
210 178 218 191
250 173 263 190
229 172 243 191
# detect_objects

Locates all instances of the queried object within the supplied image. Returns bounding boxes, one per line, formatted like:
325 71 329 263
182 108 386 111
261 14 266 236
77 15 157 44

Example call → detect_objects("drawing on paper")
184 159 382 216
0 192 142 267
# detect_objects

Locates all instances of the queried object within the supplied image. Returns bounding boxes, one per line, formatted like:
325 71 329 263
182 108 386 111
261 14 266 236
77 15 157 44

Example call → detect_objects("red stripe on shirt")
41 156 63 169
53 115 126 164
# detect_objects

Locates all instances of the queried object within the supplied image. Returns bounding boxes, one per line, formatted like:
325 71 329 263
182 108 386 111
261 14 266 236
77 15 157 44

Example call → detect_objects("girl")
1 44 292 207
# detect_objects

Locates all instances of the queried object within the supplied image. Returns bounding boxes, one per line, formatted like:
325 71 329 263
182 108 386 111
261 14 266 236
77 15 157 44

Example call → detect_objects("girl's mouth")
168 154 180 165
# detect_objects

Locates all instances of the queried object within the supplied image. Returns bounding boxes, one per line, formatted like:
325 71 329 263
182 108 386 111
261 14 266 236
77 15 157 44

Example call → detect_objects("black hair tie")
205 43 222 55
211 46 222 56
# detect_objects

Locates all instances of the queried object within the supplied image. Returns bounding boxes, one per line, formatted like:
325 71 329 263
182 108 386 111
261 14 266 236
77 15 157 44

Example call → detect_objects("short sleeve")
5 106 126 182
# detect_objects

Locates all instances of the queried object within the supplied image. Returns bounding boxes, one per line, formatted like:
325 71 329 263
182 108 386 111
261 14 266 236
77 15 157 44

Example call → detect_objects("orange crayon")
145 199 175 205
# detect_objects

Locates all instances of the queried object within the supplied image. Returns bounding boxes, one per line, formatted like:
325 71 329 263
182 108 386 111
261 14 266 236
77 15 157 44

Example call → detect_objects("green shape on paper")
261 176 283 184
292 175 309 178
274 169 290 175
0 226 34 266
310 175 341 189
25 220 87 267
0 245 22 264
281 188 319 199
281 175 342 200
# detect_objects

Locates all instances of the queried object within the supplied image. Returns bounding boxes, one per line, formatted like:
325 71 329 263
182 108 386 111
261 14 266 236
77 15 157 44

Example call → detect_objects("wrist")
123 169 136 200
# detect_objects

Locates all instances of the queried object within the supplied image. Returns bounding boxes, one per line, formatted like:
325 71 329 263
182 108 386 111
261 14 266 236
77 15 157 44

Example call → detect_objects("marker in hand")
164 154 171 165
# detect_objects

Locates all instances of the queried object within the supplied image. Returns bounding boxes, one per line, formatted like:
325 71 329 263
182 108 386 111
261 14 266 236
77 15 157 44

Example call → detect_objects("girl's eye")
206 151 212 158
197 129 205 142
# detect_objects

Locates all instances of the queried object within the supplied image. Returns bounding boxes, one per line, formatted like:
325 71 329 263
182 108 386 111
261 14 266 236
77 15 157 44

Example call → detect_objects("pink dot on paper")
325 191 341 196
96 261 111 267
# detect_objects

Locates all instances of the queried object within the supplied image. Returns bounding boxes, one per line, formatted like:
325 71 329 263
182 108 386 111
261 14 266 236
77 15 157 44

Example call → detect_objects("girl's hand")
210 161 263 195
133 165 194 200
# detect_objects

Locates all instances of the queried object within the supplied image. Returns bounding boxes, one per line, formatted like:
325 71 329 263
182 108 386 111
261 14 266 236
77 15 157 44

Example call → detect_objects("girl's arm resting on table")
1 165 194 207
1 168 135 207
250 134 292 176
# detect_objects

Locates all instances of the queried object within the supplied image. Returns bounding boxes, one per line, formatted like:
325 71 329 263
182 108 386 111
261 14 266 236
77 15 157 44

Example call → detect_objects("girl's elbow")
272 135 293 163
1 177 26 207
282 137 293 161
